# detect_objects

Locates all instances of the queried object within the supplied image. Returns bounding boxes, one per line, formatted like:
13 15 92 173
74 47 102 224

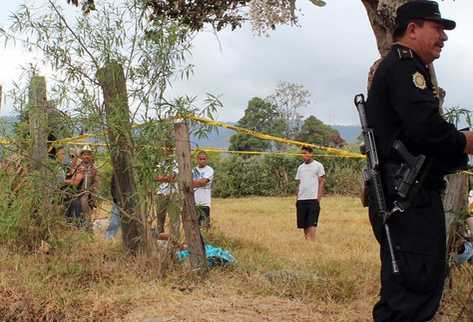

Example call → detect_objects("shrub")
323 158 364 195
212 154 364 198
213 156 277 198
0 162 65 250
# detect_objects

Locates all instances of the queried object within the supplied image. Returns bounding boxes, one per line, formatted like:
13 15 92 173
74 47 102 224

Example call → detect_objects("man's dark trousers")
369 188 446 322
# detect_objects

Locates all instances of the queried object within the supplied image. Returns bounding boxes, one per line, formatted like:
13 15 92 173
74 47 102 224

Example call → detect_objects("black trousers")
369 187 446 322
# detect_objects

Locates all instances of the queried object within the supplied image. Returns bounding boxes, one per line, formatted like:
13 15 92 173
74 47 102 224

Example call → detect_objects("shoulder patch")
412 72 427 90
397 47 414 60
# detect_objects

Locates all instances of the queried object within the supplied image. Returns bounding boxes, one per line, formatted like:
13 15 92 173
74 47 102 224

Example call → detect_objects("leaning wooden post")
97 62 143 253
174 119 207 274
28 76 48 170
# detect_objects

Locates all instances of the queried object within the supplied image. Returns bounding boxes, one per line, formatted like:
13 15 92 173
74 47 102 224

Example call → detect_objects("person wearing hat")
365 1 473 320
65 144 100 228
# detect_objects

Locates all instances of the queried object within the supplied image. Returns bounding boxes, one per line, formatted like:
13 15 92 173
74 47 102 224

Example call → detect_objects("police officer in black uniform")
366 1 473 321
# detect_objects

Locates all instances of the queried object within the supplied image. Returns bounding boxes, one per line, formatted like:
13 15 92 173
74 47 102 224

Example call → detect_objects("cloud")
168 1 473 125
167 1 378 125
0 47 55 115
1 0 471 124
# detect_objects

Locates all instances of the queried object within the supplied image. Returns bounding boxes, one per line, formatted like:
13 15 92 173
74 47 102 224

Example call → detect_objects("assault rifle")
354 94 426 275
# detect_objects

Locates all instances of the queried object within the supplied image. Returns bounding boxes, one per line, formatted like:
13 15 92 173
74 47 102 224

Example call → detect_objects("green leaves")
229 97 286 152
443 106 473 129
296 115 345 148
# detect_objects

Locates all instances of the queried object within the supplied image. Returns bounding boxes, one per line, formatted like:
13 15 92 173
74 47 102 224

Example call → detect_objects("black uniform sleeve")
387 61 466 157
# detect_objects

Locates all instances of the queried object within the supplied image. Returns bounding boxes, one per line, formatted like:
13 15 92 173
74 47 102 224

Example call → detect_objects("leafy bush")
213 156 276 198
0 163 65 250
212 154 364 198
322 158 364 195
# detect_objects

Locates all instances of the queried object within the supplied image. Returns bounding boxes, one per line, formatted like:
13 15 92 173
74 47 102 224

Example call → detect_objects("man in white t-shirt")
295 146 325 241
192 151 214 228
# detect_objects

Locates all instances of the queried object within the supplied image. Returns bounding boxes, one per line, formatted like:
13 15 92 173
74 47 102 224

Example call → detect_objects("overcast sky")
0 0 472 125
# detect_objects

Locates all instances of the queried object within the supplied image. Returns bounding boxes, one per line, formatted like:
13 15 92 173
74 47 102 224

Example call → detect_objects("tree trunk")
361 0 394 57
443 174 469 236
28 76 48 170
97 62 143 253
174 120 207 274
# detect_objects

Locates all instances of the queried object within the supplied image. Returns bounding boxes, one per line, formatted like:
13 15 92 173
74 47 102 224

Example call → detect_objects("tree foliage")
68 0 327 35
146 0 251 32
229 97 286 151
1 0 222 252
266 81 310 138
296 115 345 147
67 0 96 14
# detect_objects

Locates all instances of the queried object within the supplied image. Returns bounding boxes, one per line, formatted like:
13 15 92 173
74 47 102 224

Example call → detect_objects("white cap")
80 144 93 154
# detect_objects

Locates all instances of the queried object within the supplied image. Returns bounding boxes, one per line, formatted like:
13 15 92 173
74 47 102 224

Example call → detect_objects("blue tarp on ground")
456 241 473 265
177 244 236 267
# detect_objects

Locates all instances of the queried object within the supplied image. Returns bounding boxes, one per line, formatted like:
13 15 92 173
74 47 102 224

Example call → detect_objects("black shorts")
296 199 320 229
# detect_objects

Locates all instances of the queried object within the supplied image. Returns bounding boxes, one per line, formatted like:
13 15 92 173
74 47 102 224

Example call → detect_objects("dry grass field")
0 196 471 321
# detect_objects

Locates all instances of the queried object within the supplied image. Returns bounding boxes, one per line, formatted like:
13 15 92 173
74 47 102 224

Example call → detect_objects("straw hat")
80 144 93 155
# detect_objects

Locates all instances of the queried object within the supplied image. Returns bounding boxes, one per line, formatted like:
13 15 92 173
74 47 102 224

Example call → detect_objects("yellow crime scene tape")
186 115 364 159
53 133 99 145
1 114 363 158
197 147 359 158
0 138 11 145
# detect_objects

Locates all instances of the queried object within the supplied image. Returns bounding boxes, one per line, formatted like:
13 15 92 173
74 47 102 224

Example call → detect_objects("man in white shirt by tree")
295 146 325 241
192 151 214 229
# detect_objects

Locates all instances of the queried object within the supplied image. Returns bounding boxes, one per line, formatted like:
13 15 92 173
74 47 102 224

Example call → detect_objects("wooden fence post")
97 62 142 253
174 120 207 273
28 76 48 170
443 173 469 242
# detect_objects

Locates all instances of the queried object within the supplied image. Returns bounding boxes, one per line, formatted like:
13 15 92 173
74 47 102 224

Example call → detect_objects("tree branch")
49 0 100 69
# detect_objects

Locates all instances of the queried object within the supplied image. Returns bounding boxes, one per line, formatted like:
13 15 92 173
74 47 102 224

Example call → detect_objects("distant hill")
331 125 361 144
190 127 234 149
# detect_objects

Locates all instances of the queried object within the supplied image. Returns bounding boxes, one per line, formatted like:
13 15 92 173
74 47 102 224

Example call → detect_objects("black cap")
395 0 456 30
